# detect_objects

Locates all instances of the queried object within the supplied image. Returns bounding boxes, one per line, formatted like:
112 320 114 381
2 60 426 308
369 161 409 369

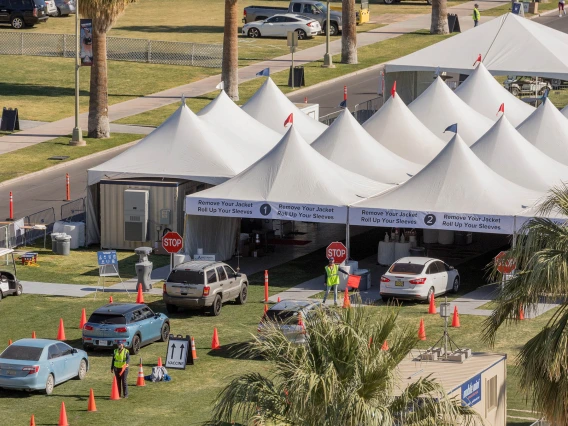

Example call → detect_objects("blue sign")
461 373 482 407
97 250 118 266
512 3 522 14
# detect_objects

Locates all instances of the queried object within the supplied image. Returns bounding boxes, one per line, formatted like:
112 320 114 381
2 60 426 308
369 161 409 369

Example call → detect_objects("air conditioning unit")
124 190 148 241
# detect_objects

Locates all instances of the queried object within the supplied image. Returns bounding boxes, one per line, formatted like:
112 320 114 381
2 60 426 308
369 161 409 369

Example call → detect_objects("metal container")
135 261 153 292
51 233 63 254
409 247 426 257
56 235 71 256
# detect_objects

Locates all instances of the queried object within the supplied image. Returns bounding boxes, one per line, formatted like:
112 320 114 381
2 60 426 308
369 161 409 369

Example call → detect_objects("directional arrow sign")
165 334 193 370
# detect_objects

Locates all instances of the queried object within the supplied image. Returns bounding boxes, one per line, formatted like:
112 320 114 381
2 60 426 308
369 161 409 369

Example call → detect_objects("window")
131 310 146 323
486 376 498 413
0 346 43 361
167 269 204 285
265 16 277 23
87 313 126 325
435 261 446 273
388 263 425 275
216 266 227 281
224 265 236 278
140 307 154 320
48 345 62 360
292 3 301 12
285 17 299 22
303 4 315 13
427 262 442 274
56 343 73 357
206 269 218 284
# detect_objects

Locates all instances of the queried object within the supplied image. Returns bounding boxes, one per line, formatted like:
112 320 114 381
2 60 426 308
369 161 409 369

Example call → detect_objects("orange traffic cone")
31 331 36 339
87 388 97 412
58 401 69 426
428 293 436 314
519 307 525 320
110 376 120 400
381 339 389 351
109 296 114 303
57 318 66 341
8 339 12 346
297 312 304 328
79 308 87 329
418 318 426 341
264 304 268 314
451 306 461 328
136 284 144 304
368 336 373 347
191 336 198 360
136 363 146 387
277 297 281 303
29 414 36 426
157 357 163 367
342 288 351 308
211 328 220 350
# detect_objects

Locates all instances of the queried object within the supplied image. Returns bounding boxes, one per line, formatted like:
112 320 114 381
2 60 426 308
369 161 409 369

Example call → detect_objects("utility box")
135 246 153 292
124 190 149 242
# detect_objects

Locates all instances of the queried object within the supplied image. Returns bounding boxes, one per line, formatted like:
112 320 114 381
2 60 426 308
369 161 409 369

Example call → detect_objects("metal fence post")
191 44 194 66
147 40 152 63
63 34 67 57
20 33 24 55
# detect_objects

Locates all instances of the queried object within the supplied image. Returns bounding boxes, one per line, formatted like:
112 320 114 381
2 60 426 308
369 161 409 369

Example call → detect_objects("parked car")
0 339 88 395
0 249 23 301
163 260 248 316
44 0 56 16
258 300 322 344
52 0 74 16
383 0 432 5
503 76 552 97
82 303 170 354
243 13 321 39
380 257 460 302
243 0 342 35
0 0 48 28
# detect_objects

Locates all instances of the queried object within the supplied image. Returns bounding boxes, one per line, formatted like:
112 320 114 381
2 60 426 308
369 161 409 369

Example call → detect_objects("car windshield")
0 345 43 361
167 270 204 285
314 2 326 12
87 313 126 325
266 309 300 325
389 263 425 275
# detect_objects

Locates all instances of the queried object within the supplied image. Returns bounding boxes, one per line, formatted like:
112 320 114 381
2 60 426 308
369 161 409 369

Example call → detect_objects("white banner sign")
186 197 347 224
349 208 515 234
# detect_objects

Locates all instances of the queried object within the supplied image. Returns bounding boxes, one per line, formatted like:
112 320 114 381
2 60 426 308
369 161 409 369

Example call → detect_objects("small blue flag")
338 99 347 108
541 87 549 103
444 123 458 134
256 68 270 77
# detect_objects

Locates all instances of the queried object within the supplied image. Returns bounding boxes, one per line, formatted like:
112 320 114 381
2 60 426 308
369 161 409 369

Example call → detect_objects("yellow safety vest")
325 264 340 287
473 8 480 21
113 348 129 369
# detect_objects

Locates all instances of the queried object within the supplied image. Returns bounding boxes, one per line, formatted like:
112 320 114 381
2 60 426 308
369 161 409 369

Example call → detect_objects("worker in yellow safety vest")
110 342 130 398
323 257 349 305
473 4 481 27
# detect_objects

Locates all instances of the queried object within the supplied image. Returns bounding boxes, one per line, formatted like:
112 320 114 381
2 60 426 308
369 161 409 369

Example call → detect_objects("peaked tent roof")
311 108 422 184
454 63 535 127
362 91 445 164
197 90 282 159
516 100 568 166
408 77 494 145
561 104 568 119
185 126 392 224
386 13 568 79
88 103 253 186
470 115 568 191
241 77 328 143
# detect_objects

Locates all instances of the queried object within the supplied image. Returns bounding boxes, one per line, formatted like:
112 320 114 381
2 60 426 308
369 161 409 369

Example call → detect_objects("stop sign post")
326 242 347 264
495 251 516 274
162 232 183 271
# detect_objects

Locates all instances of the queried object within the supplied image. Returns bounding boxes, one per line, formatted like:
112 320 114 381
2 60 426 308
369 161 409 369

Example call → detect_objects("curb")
529 8 559 19
0 139 140 190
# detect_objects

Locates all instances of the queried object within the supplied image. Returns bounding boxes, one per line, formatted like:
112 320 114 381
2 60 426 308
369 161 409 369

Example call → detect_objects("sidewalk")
0 0 505 155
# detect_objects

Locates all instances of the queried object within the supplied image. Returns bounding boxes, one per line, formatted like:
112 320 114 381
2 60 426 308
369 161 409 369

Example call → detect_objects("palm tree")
341 0 357 64
210 301 482 425
483 185 568 425
430 0 449 34
222 0 239 101
81 0 136 138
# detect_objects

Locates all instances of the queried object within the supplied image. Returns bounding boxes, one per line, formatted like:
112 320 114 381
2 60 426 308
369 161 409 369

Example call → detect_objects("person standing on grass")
473 4 481 27
111 342 130 399
323 257 349 305
559 0 566 17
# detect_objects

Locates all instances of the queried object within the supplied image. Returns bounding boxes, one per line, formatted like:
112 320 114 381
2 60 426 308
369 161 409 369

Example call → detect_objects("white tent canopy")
386 13 568 79
470 115 568 191
561 104 568 119
408 77 493 145
186 125 392 224
241 77 327 143
88 103 254 186
516 100 568 166
362 91 445 164
311 108 422 184
349 133 541 234
454 63 534 127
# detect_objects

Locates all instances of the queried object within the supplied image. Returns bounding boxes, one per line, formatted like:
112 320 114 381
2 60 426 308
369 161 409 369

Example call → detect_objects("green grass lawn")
482 1 557 17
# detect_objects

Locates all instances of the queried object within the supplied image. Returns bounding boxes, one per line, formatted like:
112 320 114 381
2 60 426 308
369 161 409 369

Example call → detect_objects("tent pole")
346 209 350 261
512 216 517 249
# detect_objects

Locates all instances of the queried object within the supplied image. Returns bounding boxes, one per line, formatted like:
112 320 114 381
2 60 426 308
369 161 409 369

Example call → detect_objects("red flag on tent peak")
496 103 505 116
391 81 397 98
284 113 293 127
473 54 482 66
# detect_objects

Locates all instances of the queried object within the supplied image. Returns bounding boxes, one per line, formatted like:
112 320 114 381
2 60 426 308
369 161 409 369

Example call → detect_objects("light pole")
70 0 85 146
322 0 334 68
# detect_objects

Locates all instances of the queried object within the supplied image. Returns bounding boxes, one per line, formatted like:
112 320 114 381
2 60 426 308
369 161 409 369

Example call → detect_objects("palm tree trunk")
222 0 239 101
88 27 110 138
341 0 357 64
430 0 449 34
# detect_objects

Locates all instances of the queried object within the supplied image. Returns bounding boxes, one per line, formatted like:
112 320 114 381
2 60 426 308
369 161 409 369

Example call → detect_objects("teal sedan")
0 339 88 395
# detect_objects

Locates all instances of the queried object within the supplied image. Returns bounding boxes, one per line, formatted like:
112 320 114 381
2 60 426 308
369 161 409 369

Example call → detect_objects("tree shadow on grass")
207 341 262 360
117 25 224 34
0 82 142 99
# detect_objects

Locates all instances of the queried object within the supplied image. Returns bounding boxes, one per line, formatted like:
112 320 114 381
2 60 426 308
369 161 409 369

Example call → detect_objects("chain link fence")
0 32 222 68
61 198 86 223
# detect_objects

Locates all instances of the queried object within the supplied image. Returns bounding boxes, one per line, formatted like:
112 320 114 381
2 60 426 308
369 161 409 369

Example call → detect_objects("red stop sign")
162 232 183 254
495 251 516 274
326 242 347 264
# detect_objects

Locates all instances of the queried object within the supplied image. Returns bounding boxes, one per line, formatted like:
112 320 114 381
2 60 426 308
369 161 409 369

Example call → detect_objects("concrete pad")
21 280 100 297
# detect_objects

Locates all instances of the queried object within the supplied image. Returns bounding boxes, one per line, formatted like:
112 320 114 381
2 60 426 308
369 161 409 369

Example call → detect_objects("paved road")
533 13 568 31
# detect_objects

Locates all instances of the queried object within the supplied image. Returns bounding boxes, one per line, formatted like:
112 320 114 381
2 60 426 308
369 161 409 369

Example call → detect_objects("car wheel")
159 321 170 342
131 334 141 354
511 87 520 97
10 16 24 29
296 29 307 40
77 359 87 380
0 291 3 302
54 7 60 16
383 0 395 4
248 28 261 38
45 374 54 395
452 277 460 294
209 295 222 316
165 303 178 314
236 284 248 305
324 22 338 36
426 286 435 303
15 283 22 296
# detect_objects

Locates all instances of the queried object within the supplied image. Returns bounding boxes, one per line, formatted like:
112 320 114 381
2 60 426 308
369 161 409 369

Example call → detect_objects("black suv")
0 0 48 29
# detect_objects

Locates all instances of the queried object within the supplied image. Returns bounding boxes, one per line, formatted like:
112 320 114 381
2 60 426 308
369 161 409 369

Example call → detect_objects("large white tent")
516 100 568 166
454 63 534 127
408 77 494 145
362 90 445 164
561 104 568 119
241 78 327 143
470 115 568 191
186 125 392 224
349 133 541 234
197 90 282 159
311 108 421 184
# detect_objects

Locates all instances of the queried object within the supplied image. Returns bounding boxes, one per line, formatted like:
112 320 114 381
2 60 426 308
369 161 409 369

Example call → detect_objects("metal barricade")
24 207 55 246
61 197 86 223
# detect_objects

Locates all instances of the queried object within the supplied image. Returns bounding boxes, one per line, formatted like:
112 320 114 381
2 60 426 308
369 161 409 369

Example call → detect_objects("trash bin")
288 66 305 87
56 235 71 256
51 233 63 254
409 247 426 257
354 269 371 291
135 247 153 292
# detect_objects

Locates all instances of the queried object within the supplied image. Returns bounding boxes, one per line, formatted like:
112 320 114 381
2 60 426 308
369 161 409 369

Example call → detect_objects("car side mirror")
449 266 454 270
155 314 160 319
235 272 242 278
72 348 78 354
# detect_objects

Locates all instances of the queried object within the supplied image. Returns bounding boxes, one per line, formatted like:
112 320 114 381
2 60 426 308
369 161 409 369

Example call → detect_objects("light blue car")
0 339 89 395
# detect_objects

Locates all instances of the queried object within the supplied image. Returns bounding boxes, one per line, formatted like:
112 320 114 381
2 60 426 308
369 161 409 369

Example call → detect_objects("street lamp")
322 0 334 68
70 0 85 146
